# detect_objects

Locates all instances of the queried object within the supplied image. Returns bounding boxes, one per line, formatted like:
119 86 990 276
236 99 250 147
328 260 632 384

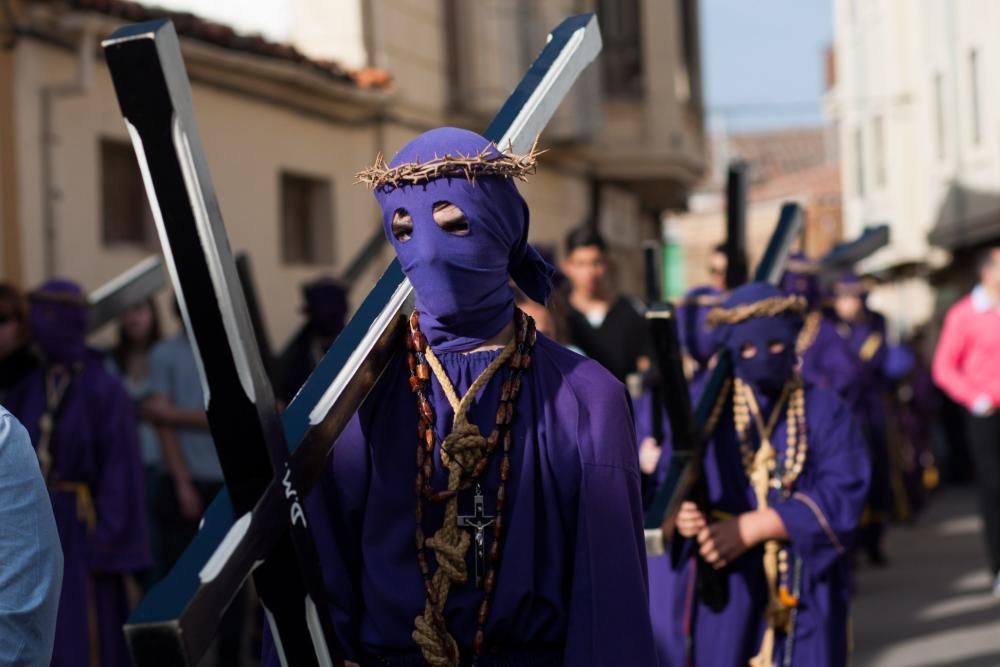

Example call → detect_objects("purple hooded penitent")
649 282 870 667
374 127 554 352
261 128 656 666
809 270 892 561
678 285 721 370
303 276 348 338
5 280 149 667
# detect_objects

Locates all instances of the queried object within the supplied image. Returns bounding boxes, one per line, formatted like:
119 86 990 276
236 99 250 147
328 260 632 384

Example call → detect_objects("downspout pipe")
40 16 94 277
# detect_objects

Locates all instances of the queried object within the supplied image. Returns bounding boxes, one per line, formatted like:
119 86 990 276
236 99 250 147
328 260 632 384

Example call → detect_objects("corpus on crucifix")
457 484 496 589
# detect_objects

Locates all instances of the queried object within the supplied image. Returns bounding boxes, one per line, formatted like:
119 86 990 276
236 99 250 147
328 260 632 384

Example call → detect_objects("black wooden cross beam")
104 21 341 665
724 161 750 289
234 253 278 387
644 303 727 610
87 255 166 332
819 224 890 272
104 14 601 667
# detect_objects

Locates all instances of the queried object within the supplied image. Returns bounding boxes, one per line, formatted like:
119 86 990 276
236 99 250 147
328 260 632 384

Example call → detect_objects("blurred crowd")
0 274 350 666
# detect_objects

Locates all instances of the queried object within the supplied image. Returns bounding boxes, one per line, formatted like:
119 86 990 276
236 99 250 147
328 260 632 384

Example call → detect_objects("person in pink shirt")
933 245 1000 594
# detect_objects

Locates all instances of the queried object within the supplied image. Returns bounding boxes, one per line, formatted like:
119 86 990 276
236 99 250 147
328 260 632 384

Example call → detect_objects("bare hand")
141 394 172 426
676 501 707 539
638 437 660 475
697 514 757 569
176 481 203 522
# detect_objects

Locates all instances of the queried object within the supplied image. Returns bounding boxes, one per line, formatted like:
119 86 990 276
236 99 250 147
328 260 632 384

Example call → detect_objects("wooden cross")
457 484 496 588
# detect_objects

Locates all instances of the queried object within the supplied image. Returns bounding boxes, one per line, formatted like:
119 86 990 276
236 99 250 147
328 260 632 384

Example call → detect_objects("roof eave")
23 3 395 125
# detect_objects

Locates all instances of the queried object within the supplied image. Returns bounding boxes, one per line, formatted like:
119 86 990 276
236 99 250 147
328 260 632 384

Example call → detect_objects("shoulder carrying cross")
102 15 601 667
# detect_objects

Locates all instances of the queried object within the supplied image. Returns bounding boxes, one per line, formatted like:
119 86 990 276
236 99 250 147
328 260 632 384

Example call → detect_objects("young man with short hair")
561 226 653 382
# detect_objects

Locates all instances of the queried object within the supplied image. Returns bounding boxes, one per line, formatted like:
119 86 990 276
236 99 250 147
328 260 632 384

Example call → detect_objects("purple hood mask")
303 276 348 339
781 253 821 310
711 283 805 395
678 285 721 367
373 128 554 352
29 278 89 365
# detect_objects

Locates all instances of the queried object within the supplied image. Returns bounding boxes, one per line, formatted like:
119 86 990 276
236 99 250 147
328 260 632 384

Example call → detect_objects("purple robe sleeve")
89 374 150 573
563 376 657 665
773 390 870 576
311 414 370 659
632 390 653 445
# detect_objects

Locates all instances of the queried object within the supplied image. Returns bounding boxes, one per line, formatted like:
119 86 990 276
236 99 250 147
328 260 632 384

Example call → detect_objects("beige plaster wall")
14 39 384 346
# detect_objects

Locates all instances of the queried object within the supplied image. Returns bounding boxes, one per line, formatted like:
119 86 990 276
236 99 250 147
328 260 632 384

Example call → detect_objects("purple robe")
5 352 149 667
800 316 863 410
884 345 937 515
644 403 687 667
651 385 870 666
801 313 892 520
263 334 655 665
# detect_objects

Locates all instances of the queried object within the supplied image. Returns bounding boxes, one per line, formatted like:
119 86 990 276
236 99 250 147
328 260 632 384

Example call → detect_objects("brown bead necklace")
406 308 536 666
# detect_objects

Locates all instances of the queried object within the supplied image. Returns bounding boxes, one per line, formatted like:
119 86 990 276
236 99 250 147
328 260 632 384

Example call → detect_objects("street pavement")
853 487 1000 666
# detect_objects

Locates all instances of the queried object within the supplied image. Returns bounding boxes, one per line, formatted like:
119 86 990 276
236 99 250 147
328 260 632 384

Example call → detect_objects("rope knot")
411 324 521 667
425 527 471 583
441 421 487 471
413 613 460 667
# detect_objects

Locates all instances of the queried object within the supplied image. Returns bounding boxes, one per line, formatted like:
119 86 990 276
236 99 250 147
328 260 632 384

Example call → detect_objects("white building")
828 0 1000 335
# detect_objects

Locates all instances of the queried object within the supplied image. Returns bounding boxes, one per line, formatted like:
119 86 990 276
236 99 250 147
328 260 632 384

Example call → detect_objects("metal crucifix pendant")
457 484 496 588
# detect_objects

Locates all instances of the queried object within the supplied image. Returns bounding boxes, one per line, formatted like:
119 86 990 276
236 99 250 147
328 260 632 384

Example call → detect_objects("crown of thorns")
356 139 544 190
705 295 807 328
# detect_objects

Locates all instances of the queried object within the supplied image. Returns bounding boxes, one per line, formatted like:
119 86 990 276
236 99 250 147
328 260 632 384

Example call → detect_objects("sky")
700 0 834 132
150 0 288 41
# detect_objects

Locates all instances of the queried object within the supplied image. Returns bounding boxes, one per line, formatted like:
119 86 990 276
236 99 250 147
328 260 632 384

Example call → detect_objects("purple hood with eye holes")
372 127 554 352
